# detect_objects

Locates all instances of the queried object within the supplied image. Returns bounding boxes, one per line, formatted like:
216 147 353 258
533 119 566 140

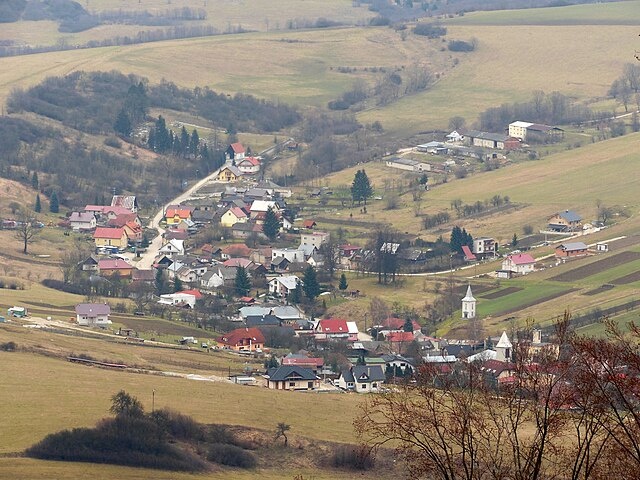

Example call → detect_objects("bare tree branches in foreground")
356 312 640 480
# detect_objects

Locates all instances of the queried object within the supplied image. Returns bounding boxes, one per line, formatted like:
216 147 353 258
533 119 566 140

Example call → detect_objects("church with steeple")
461 285 476 319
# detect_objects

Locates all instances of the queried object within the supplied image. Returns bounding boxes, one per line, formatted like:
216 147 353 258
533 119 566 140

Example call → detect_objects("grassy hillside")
446 0 640 25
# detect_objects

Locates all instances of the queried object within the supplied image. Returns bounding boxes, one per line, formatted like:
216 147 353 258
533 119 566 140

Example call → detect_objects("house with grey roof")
548 210 583 232
337 365 385 393
264 365 320 390
75 303 111 327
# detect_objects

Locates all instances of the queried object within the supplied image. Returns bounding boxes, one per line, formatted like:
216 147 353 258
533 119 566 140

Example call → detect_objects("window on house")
372 383 377 388
361 384 367 389
289 382 295 387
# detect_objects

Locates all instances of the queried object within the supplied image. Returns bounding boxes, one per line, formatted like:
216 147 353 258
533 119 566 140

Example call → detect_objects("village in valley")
4 110 628 398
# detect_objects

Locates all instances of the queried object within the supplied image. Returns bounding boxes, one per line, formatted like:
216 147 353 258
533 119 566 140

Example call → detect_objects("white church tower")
461 285 476 319
495 331 513 362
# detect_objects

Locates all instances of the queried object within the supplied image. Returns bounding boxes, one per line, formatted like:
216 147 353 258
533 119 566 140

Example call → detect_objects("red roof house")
217 327 265 351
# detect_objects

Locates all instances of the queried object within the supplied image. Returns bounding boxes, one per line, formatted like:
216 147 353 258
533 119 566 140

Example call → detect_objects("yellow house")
93 227 128 250
220 207 248 228
164 206 192 226
217 165 242 182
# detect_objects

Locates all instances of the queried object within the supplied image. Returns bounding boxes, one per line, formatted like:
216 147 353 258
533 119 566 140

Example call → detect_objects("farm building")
416 141 448 155
508 121 564 141
547 210 582 232
75 303 111 327
385 157 431 172
462 130 520 150
555 242 589 258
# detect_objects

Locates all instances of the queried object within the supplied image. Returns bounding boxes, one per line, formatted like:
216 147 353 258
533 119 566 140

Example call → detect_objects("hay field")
0 27 445 110
357 23 637 132
0 349 362 453
446 0 640 25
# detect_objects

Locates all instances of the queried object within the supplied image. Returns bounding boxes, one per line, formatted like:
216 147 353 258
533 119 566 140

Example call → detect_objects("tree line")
478 90 603 132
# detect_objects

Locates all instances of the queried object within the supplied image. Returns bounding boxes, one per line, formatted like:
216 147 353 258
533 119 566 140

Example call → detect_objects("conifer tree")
234 266 252 296
302 265 320 301
339 273 348 291
31 172 39 190
34 194 41 213
114 108 131 137
262 206 281 240
49 191 59 213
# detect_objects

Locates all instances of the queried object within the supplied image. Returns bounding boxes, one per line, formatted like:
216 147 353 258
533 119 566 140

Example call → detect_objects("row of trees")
357 314 640 480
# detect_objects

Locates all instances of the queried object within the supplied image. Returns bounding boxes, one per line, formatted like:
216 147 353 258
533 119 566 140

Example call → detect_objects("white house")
272 247 305 263
236 156 261 174
75 303 111 327
338 365 385 393
158 292 198 308
508 121 533 140
446 130 465 143
501 253 536 276
69 212 96 231
268 275 300 297
250 200 278 216
158 239 185 257
300 231 330 249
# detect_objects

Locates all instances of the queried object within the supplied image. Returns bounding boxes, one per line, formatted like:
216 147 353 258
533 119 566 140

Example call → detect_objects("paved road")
134 139 293 270
135 167 224 269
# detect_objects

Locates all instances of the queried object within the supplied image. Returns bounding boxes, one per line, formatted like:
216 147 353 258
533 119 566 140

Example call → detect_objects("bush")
413 23 446 38
152 409 204 441
103 136 122 148
448 39 476 52
0 341 17 352
207 443 257 468
331 444 374 470
523 224 534 235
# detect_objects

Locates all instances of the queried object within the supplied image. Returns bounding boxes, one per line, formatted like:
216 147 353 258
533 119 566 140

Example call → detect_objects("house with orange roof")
97 258 134 278
225 142 246 161
164 205 192 226
236 156 261 174
123 221 143 243
217 327 265 352
93 227 128 250
220 206 248 228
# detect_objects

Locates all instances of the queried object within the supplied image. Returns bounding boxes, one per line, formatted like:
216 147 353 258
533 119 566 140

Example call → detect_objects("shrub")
448 39 476 52
0 341 17 352
207 443 257 468
153 408 204 441
103 136 122 148
523 224 534 235
413 23 446 38
331 444 375 470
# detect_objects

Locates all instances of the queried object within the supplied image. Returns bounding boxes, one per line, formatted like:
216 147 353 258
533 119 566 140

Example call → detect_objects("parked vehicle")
7 306 28 318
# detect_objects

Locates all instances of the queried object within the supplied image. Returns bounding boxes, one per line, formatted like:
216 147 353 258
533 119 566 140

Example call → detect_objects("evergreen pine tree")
385 364 394 380
180 126 189 157
262 206 281 240
351 169 374 205
234 266 252 296
338 273 348 291
189 129 200 156
512 233 519 248
114 108 132 137
155 269 167 295
49 191 59 213
403 318 414 333
290 283 301 304
173 276 183 293
31 172 39 190
450 226 463 254
34 194 41 213
302 265 320 301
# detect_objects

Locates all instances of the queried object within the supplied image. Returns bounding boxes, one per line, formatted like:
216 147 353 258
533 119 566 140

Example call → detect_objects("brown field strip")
481 286 523 299
606 235 640 250
549 252 640 282
611 271 640 285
